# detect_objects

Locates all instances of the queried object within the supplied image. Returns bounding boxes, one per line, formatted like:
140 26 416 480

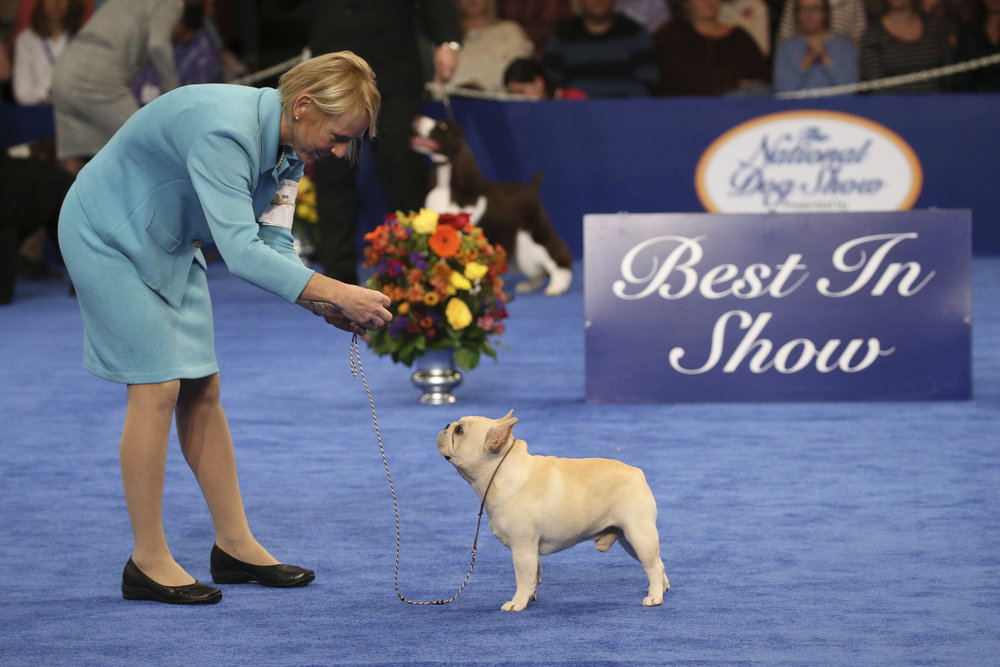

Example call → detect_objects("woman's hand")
298 275 392 334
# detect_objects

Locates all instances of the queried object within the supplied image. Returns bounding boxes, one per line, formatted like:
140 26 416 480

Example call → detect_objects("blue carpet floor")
0 258 997 665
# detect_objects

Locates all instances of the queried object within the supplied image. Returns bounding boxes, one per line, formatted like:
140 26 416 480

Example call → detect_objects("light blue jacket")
67 84 314 307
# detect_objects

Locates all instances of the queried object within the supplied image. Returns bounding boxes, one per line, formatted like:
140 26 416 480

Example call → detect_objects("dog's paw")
501 599 528 612
515 279 543 294
642 594 664 607
544 268 572 296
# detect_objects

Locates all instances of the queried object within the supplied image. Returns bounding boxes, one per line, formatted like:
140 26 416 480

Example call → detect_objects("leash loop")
350 334 482 605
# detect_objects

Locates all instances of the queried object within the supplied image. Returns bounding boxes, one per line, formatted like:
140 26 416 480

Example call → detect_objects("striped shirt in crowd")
859 15 954 92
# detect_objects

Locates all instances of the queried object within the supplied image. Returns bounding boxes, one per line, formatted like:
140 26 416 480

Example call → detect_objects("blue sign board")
584 211 972 403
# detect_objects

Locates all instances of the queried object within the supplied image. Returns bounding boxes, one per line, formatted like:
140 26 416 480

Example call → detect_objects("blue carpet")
0 258 997 665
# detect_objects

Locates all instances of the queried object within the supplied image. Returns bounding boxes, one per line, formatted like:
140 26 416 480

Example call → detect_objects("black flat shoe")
122 558 222 605
210 544 315 588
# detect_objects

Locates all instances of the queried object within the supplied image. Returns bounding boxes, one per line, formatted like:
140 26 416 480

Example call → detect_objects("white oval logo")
696 110 922 213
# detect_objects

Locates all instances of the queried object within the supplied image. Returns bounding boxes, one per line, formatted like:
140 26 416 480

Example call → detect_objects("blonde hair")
278 51 381 162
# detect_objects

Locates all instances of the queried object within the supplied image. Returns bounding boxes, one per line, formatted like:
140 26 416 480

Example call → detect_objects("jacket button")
192 240 203 248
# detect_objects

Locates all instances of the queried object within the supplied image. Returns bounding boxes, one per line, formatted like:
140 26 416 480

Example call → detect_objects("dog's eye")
454 424 463 435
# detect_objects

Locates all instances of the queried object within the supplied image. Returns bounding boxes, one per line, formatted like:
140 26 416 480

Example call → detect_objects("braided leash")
349 334 511 605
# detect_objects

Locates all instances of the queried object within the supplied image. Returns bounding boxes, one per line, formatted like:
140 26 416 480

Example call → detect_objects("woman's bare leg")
175 374 279 566
121 381 195 586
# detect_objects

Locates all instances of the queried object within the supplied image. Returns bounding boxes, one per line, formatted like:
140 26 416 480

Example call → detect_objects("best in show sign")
584 211 971 403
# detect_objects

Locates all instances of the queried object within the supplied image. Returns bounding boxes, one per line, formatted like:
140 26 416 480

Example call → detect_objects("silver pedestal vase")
411 348 463 404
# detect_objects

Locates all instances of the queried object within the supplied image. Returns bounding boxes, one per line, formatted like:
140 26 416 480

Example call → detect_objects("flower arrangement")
363 208 510 370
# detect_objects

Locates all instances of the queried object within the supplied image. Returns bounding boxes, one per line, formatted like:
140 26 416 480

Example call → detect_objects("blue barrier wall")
435 94 999 256
5 94 997 254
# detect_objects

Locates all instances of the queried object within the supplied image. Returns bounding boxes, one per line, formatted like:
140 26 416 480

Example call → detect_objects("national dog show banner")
584 211 971 403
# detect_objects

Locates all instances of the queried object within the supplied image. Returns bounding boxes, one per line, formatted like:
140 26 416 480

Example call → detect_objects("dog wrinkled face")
436 412 519 482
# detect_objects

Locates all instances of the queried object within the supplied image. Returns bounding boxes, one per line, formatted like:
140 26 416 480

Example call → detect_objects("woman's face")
459 0 489 18
43 0 69 23
290 97 368 164
686 0 721 22
797 0 827 33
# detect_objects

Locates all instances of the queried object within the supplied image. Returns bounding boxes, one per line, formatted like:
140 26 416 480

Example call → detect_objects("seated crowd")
0 0 996 303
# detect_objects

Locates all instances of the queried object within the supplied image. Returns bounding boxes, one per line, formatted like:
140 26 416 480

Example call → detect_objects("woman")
653 0 770 96
773 0 859 92
954 0 1000 91
12 0 85 104
859 0 953 92
450 0 533 92
57 52 393 605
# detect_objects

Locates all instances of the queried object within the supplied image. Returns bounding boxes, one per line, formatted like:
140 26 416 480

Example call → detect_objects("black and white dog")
411 116 573 296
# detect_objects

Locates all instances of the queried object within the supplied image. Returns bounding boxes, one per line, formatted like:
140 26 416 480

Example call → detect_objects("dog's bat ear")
485 414 518 453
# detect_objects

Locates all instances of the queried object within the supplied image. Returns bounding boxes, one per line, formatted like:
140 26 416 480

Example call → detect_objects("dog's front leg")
501 546 540 611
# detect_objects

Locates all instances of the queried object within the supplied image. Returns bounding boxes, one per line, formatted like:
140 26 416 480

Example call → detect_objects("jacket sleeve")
187 131 315 303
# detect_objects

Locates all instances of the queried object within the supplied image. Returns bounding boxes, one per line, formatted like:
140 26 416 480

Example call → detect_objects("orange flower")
429 225 461 258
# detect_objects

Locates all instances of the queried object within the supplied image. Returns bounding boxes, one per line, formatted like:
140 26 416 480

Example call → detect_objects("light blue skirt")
59 192 219 385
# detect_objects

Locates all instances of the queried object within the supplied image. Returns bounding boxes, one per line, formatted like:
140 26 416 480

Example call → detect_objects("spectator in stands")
542 0 661 97
776 0 867 47
953 0 1000 91
503 56 589 97
451 0 533 92
0 36 11 102
654 0 770 95
773 0 859 91
12 0 86 105
131 2 224 105
497 0 574 59
859 0 953 92
719 0 771 56
50 0 187 175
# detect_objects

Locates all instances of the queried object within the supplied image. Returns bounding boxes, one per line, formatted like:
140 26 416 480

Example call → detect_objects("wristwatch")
441 41 462 53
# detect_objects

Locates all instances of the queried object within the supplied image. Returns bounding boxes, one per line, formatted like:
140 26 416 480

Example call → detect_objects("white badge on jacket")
257 179 299 229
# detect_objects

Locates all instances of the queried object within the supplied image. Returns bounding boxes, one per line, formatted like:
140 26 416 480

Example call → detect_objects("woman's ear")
294 95 313 119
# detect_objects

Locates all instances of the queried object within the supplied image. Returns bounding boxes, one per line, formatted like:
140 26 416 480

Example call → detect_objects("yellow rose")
464 261 488 281
412 208 439 234
445 297 473 330
449 271 472 291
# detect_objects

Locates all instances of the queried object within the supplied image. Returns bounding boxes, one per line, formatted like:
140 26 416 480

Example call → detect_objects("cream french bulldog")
437 410 669 611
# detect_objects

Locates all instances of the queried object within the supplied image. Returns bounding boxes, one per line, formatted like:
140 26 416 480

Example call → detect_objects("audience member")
131 2 224 105
51 0 188 175
719 0 772 55
503 56 589 97
617 0 672 33
281 0 462 284
451 0 533 92
953 0 1000 90
12 0 86 105
497 0 574 59
859 0 953 92
654 0 770 95
773 0 859 91
777 0 868 46
542 0 661 97
0 36 11 101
